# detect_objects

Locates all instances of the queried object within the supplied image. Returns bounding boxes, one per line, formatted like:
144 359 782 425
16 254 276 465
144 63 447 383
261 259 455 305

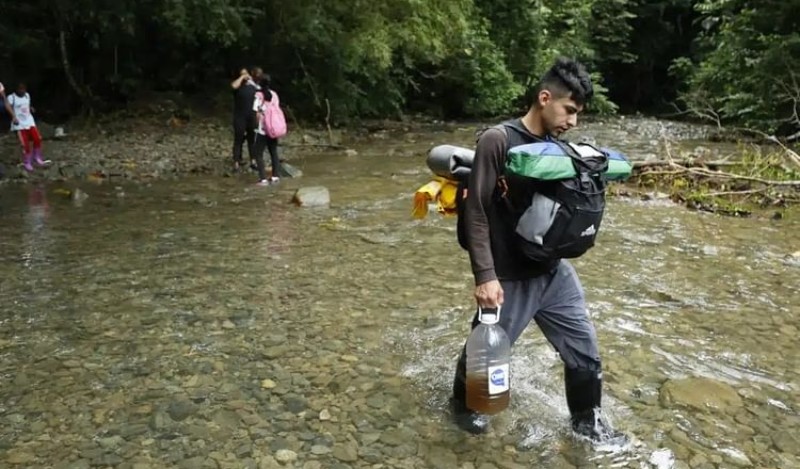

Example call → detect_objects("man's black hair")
535 57 593 106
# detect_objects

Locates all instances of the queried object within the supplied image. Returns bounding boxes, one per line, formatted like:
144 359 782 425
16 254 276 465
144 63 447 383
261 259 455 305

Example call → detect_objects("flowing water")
1 118 798 469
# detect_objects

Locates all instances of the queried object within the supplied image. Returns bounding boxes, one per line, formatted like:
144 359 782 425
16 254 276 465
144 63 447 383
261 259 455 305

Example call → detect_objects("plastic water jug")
465 306 511 414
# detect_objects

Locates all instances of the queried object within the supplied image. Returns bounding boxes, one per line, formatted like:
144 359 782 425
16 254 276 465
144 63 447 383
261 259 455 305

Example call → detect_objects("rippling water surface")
1 119 798 468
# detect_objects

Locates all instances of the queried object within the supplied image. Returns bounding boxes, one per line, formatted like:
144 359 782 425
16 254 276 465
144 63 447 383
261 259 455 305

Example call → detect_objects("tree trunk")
59 25 93 113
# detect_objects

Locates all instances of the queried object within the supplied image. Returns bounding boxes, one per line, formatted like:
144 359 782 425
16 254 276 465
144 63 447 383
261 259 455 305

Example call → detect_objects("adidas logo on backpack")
580 224 597 237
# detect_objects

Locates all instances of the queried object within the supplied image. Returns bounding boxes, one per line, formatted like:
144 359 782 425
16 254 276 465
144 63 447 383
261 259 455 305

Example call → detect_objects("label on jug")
487 363 510 395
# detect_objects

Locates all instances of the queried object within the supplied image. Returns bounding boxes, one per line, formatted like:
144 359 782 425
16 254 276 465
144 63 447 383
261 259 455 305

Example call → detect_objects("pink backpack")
262 91 287 139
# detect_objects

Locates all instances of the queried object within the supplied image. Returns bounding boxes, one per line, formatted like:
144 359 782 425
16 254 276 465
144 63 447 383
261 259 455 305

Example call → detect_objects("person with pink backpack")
252 74 287 186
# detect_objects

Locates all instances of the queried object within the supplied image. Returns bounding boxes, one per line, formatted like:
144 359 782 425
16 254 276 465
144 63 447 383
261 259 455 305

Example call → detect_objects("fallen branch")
705 188 768 197
685 167 800 187
635 169 687 176
633 160 746 170
635 163 800 187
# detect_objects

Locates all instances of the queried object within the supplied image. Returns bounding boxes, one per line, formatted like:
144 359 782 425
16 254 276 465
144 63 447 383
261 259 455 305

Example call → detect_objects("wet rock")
690 453 709 467
167 399 198 421
261 379 277 389
310 444 331 455
98 435 124 449
319 409 331 421
278 162 303 179
235 443 253 458
212 409 240 429
130 464 154 469
6 413 25 424
345 149 358 157
269 438 290 453
721 449 752 467
263 345 291 359
380 428 411 446
94 454 124 466
359 447 384 464
659 378 743 412
427 448 458 467
6 450 36 465
179 457 208 469
273 449 297 463
258 456 281 469
55 460 91 469
332 442 358 462
366 393 385 409
149 410 173 430
119 424 149 438
772 431 800 453
292 186 330 208
187 424 213 440
359 433 381 446
284 396 308 413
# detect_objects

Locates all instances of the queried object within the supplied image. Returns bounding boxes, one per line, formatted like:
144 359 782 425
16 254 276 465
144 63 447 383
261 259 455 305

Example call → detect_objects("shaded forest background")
0 0 797 135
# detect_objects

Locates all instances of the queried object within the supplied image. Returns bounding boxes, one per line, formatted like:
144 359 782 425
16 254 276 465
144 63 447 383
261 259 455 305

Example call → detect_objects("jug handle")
477 305 501 324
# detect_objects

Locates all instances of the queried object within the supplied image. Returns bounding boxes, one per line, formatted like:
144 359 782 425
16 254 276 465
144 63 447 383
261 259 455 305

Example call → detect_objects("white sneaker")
256 179 269 186
269 177 280 184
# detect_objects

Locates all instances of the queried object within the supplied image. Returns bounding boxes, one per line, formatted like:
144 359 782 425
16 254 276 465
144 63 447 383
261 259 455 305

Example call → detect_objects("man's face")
15 84 26 97
539 91 582 137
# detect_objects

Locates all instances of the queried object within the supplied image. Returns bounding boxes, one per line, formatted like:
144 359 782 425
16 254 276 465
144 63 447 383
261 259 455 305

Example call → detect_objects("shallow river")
1 118 798 469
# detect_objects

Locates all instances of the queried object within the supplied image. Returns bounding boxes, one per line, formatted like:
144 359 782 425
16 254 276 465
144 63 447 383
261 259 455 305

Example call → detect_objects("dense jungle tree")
0 0 796 134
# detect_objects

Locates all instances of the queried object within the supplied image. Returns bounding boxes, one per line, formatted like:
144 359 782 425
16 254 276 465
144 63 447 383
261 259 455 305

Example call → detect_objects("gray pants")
453 260 601 403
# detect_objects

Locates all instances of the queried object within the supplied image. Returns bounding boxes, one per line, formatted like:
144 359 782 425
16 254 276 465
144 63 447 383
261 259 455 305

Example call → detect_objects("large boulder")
659 377 743 412
292 186 329 208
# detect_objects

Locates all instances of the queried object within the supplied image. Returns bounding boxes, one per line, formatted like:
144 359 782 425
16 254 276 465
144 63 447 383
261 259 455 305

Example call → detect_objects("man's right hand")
475 280 504 308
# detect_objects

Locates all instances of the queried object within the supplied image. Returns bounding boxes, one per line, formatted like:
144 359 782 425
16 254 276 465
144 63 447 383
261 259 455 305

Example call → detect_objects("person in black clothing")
230 67 263 172
451 57 625 443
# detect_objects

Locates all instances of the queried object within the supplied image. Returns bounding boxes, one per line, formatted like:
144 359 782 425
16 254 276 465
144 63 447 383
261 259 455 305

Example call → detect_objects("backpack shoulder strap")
270 91 279 107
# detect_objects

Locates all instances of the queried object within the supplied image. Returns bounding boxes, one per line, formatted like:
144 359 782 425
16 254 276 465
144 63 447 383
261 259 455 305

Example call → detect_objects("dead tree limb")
634 162 800 187
705 188 768 197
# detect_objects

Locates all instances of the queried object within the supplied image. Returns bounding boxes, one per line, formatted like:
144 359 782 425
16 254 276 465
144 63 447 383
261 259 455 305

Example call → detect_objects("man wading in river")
451 57 625 443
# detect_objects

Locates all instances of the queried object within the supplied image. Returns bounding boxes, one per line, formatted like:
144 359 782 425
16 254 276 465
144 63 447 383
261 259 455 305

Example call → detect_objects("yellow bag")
412 177 459 219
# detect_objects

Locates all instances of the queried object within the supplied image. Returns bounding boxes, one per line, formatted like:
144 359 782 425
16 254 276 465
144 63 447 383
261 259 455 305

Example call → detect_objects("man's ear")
537 89 552 108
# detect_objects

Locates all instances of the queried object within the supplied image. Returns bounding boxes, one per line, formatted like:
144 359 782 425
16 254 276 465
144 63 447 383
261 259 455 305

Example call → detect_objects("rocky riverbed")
4 114 796 469
0 114 714 184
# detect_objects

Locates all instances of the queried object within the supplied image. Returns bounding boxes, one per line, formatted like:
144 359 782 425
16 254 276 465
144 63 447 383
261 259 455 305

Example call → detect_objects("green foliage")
7 0 621 119
676 0 800 133
12 0 794 128
439 20 524 116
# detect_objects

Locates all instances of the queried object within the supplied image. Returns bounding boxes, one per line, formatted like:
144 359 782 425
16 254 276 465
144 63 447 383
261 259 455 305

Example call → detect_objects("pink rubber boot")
22 152 34 172
33 148 46 166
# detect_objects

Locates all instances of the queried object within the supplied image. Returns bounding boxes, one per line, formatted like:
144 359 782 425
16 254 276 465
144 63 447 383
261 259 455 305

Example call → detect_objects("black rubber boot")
564 367 626 443
451 349 490 435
